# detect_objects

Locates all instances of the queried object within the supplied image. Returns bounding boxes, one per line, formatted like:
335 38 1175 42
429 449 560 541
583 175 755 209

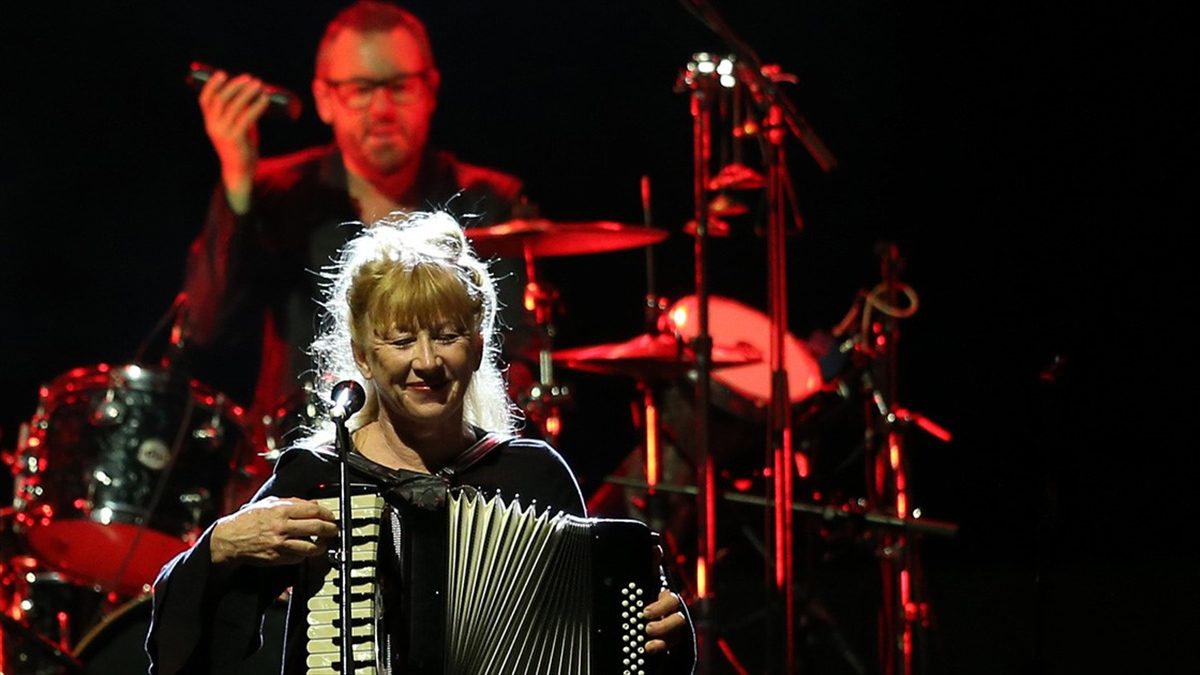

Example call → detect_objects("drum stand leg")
636 382 668 535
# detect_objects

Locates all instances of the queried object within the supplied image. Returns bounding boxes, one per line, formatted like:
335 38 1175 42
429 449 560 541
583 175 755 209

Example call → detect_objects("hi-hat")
553 332 762 380
708 163 765 191
466 219 669 259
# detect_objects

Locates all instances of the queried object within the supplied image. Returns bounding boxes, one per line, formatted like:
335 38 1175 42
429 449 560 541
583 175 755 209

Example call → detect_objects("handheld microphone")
186 61 302 120
330 380 366 420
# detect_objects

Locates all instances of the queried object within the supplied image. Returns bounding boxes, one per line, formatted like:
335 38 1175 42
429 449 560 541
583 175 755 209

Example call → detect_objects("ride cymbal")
466 219 668 259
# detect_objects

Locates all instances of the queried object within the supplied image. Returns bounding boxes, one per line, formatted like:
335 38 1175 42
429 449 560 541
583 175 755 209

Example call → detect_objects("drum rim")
71 592 149 659
37 362 247 422
70 592 290 661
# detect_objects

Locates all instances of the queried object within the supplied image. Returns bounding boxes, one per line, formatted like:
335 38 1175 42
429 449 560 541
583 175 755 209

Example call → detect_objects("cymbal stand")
760 94 804 671
639 175 670 532
518 244 571 445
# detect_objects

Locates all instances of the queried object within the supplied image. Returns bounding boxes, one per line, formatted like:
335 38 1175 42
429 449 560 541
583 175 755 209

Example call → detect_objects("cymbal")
553 332 762 380
708 162 765 191
466 219 669 259
709 192 750 217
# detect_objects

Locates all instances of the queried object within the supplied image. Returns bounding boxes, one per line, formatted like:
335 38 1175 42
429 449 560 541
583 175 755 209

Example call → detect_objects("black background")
1 1 1195 672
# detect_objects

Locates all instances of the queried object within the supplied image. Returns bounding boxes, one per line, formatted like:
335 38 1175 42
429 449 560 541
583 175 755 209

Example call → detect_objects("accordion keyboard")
307 493 386 675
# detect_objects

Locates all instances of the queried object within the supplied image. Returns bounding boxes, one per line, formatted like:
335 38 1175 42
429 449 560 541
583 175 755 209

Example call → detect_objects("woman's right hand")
198 69 269 214
210 496 338 566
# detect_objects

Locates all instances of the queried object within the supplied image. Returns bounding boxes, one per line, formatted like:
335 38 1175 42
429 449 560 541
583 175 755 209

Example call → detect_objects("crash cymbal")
553 332 762 380
466 219 669 259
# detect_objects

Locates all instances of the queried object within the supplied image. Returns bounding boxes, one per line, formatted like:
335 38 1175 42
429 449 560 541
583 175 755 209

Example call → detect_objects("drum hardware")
258 376 319 459
598 476 957 538
676 2 839 663
844 243 953 675
0 555 102 675
515 258 570 445
552 324 763 536
681 215 731 238
708 192 749 217
0 612 84 675
685 171 756 237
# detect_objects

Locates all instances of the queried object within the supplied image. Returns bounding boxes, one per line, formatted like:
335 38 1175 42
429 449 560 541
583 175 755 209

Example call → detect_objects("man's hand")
210 497 338 566
198 69 269 214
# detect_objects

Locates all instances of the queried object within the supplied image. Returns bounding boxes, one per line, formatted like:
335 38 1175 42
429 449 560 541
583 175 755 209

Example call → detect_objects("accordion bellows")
307 490 661 675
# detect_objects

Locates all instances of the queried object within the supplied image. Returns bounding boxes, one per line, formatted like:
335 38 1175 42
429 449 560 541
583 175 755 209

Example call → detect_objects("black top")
146 432 588 675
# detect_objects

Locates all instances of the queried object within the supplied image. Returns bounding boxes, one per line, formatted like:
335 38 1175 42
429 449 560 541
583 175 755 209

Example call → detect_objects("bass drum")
72 594 286 674
658 295 825 474
11 363 252 596
666 294 823 417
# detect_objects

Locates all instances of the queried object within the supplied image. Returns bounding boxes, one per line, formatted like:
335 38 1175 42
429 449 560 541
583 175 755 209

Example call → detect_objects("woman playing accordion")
147 211 695 674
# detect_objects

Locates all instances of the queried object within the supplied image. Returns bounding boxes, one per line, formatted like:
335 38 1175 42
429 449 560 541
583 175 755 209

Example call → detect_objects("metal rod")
690 78 717 675
601 476 958 537
335 413 354 674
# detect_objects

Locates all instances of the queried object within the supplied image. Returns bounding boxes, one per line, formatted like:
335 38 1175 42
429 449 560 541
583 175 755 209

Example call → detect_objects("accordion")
305 489 663 675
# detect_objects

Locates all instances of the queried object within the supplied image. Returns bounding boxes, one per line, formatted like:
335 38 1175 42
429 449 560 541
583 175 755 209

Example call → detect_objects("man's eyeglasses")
322 71 433 109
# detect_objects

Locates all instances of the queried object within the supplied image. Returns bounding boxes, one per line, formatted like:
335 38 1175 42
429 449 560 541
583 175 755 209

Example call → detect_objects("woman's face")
354 320 481 431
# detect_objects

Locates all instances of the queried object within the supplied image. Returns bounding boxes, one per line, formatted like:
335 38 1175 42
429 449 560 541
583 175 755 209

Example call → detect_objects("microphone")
186 61 302 120
330 380 366 420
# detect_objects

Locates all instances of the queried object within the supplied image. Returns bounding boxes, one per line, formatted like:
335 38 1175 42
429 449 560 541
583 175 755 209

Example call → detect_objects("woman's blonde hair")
297 211 516 448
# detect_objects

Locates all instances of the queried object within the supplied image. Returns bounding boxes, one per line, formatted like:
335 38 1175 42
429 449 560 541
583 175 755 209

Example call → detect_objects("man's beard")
341 126 422 179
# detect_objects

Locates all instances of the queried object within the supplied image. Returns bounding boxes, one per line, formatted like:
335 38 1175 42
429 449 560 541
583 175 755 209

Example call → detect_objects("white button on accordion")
306 489 663 674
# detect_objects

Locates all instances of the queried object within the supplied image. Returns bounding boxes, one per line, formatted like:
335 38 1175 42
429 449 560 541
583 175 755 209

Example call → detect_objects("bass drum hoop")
72 593 287 673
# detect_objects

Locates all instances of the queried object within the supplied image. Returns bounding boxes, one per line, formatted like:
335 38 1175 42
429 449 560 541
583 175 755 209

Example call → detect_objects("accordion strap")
439 429 511 478
340 428 512 509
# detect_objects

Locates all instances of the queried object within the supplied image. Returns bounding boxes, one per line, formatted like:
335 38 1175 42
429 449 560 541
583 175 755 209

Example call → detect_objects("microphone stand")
640 175 666 534
679 0 837 172
677 56 717 675
334 413 354 675
330 382 364 675
677 2 838 671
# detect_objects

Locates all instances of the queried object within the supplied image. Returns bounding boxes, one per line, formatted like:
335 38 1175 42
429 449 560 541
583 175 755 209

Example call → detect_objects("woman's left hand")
643 589 689 654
